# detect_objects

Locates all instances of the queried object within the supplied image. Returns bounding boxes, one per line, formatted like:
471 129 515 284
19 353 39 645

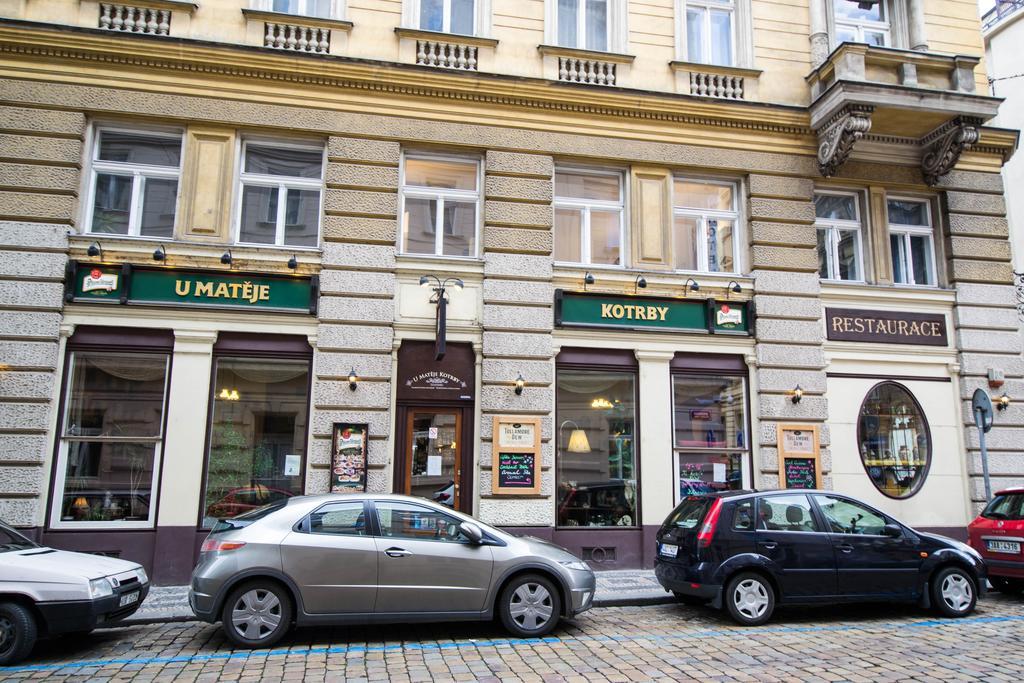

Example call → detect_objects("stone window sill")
241 8 353 32
538 44 635 64
395 27 498 48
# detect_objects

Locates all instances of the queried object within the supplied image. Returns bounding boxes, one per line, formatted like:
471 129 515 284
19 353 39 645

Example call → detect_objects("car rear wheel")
221 581 293 649
498 574 561 637
990 576 1024 594
932 567 977 618
724 572 775 626
0 602 38 666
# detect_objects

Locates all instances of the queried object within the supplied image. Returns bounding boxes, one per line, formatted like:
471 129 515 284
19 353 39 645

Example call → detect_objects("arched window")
858 382 931 499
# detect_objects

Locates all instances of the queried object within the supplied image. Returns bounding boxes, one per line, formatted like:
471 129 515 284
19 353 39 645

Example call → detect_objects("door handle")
761 541 778 550
836 543 854 553
384 547 411 558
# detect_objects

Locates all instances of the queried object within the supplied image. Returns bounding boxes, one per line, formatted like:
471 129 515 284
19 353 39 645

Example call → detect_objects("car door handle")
384 547 411 558
761 541 778 550
836 543 854 553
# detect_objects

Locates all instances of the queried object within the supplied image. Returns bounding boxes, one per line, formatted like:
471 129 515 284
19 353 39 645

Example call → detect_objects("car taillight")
201 539 246 553
697 499 723 548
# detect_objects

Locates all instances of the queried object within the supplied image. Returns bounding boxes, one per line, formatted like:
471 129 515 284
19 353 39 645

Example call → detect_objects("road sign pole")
975 406 992 502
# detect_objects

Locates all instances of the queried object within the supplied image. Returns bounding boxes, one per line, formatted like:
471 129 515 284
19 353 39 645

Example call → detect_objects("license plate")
986 539 1021 554
119 591 139 607
659 543 678 558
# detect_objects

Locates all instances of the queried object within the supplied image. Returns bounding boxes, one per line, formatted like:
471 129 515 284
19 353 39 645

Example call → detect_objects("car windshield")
0 524 39 553
983 493 1024 521
664 496 711 530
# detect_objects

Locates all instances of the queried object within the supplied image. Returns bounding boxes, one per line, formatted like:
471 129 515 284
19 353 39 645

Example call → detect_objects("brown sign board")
825 308 948 347
396 340 475 402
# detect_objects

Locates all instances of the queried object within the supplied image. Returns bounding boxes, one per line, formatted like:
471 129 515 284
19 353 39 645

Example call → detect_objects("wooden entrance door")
403 409 463 510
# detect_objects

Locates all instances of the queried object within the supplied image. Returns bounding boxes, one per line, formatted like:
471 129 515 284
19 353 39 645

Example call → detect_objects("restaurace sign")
825 308 948 346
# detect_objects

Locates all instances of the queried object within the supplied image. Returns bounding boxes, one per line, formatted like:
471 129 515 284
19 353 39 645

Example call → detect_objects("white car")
0 521 149 665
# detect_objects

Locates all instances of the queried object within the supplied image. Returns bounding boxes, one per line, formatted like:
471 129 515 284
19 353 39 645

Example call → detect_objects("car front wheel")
724 572 775 626
221 581 293 648
0 602 38 665
498 574 561 637
932 567 977 618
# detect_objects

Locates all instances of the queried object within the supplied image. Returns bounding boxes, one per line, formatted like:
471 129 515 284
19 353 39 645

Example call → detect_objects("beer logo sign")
716 304 743 327
81 268 119 294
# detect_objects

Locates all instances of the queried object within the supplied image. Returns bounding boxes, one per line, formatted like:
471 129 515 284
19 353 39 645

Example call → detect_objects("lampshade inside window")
566 428 591 453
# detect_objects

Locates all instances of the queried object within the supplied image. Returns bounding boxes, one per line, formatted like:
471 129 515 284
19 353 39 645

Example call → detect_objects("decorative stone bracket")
921 116 982 186
816 104 873 177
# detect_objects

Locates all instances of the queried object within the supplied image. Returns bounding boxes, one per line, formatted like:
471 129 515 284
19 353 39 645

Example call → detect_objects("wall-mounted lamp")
684 278 700 297
791 385 804 404
584 272 595 291
997 393 1011 411
87 242 103 259
348 368 359 391
218 388 240 401
420 275 464 361
514 373 525 395
287 254 298 270
221 250 233 266
152 244 167 262
419 275 464 291
634 273 647 293
726 280 742 296
559 419 591 454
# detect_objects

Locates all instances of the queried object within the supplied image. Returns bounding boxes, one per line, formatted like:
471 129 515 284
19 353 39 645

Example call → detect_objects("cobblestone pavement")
4 594 1023 682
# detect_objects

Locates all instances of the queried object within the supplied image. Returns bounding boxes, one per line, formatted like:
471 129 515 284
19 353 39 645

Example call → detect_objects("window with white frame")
418 0 477 34
683 0 735 66
888 198 936 286
267 0 335 18
815 192 864 282
400 154 480 257
672 179 739 273
833 0 889 46
554 169 624 266
87 128 182 239
556 0 611 51
236 141 324 248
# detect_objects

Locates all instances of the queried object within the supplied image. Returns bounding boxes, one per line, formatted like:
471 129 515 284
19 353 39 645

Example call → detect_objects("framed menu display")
777 423 821 490
491 416 542 495
331 423 368 493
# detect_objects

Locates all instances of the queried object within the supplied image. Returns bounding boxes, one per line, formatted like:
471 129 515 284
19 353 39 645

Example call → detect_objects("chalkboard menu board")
783 457 817 489
491 416 542 495
497 452 536 488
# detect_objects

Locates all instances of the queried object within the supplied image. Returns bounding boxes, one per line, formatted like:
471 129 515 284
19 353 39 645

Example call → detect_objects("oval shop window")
857 382 931 499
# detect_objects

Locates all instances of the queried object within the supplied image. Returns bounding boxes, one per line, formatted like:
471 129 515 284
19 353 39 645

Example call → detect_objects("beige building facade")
0 0 1019 583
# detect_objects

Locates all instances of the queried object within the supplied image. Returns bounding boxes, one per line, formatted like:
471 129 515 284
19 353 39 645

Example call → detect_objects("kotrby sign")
554 290 752 336
825 308 947 346
66 261 318 314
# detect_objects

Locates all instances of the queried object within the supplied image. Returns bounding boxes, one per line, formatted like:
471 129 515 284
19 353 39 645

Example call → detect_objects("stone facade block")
0 403 51 431
756 343 826 369
327 137 401 164
753 295 821 320
945 191 1005 217
748 197 815 223
321 243 396 270
0 222 69 250
480 385 552 413
323 215 397 244
0 311 62 338
759 447 780 472
0 371 55 400
482 279 553 305
0 499 37 527
965 429 1024 452
485 151 554 178
947 213 1009 238
959 353 1024 377
0 434 47 463
319 269 395 296
484 176 552 203
482 331 553 358
758 395 828 420
311 409 392 436
0 191 74 222
316 350 393 379
749 221 817 247
756 318 823 344
953 306 1021 331
750 245 818 272
482 304 553 331
366 468 391 494
481 358 553 385
477 498 553 526
324 188 398 217
0 162 79 193
747 174 814 200
949 259 1013 285
318 295 395 324
314 380 392 409
753 270 820 296
756 368 827 393
0 251 67 279
0 465 42 495
485 201 552 229
956 329 1022 354
948 236 1012 261
483 226 553 254
0 281 63 310
0 135 82 165
1 106 85 135
934 170 1004 193
0 341 59 369
955 283 1016 307
317 324 394 352
325 162 399 190
967 451 1024 474
483 252 553 280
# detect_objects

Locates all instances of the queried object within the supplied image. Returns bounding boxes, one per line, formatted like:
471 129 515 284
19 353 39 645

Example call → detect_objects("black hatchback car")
654 490 987 625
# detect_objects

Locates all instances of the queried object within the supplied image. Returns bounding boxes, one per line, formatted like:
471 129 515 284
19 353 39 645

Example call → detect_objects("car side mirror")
460 521 484 545
882 523 903 538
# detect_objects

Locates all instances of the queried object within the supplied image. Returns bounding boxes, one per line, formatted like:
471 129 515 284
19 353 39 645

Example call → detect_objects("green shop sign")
554 289 751 335
66 261 318 314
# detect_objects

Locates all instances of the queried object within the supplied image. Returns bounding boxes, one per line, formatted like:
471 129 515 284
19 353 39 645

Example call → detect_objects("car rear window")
983 493 1024 521
209 499 289 534
664 496 712 530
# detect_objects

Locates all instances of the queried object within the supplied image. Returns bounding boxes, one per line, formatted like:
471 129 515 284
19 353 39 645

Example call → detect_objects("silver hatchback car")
189 494 596 647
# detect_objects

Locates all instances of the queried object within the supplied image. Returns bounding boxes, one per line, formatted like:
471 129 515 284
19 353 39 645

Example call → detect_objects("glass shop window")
858 381 931 499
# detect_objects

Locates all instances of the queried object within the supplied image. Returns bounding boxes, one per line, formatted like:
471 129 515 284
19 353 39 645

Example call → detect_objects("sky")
979 0 996 12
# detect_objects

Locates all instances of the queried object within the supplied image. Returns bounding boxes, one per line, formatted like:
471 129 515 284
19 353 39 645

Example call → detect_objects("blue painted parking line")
3 614 1023 674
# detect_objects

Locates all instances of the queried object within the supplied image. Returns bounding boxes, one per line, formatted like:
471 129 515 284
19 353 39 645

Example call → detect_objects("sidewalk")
121 570 671 626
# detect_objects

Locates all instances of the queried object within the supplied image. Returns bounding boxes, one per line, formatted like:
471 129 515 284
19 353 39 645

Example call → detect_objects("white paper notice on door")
284 454 301 477
428 427 438 440
713 463 727 483
426 455 442 476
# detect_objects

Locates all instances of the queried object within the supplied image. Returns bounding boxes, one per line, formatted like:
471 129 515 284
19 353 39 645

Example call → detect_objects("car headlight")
88 577 114 599
136 567 148 584
560 560 591 572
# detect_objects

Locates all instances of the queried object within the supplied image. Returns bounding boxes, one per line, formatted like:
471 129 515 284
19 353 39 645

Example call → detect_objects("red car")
967 487 1024 594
